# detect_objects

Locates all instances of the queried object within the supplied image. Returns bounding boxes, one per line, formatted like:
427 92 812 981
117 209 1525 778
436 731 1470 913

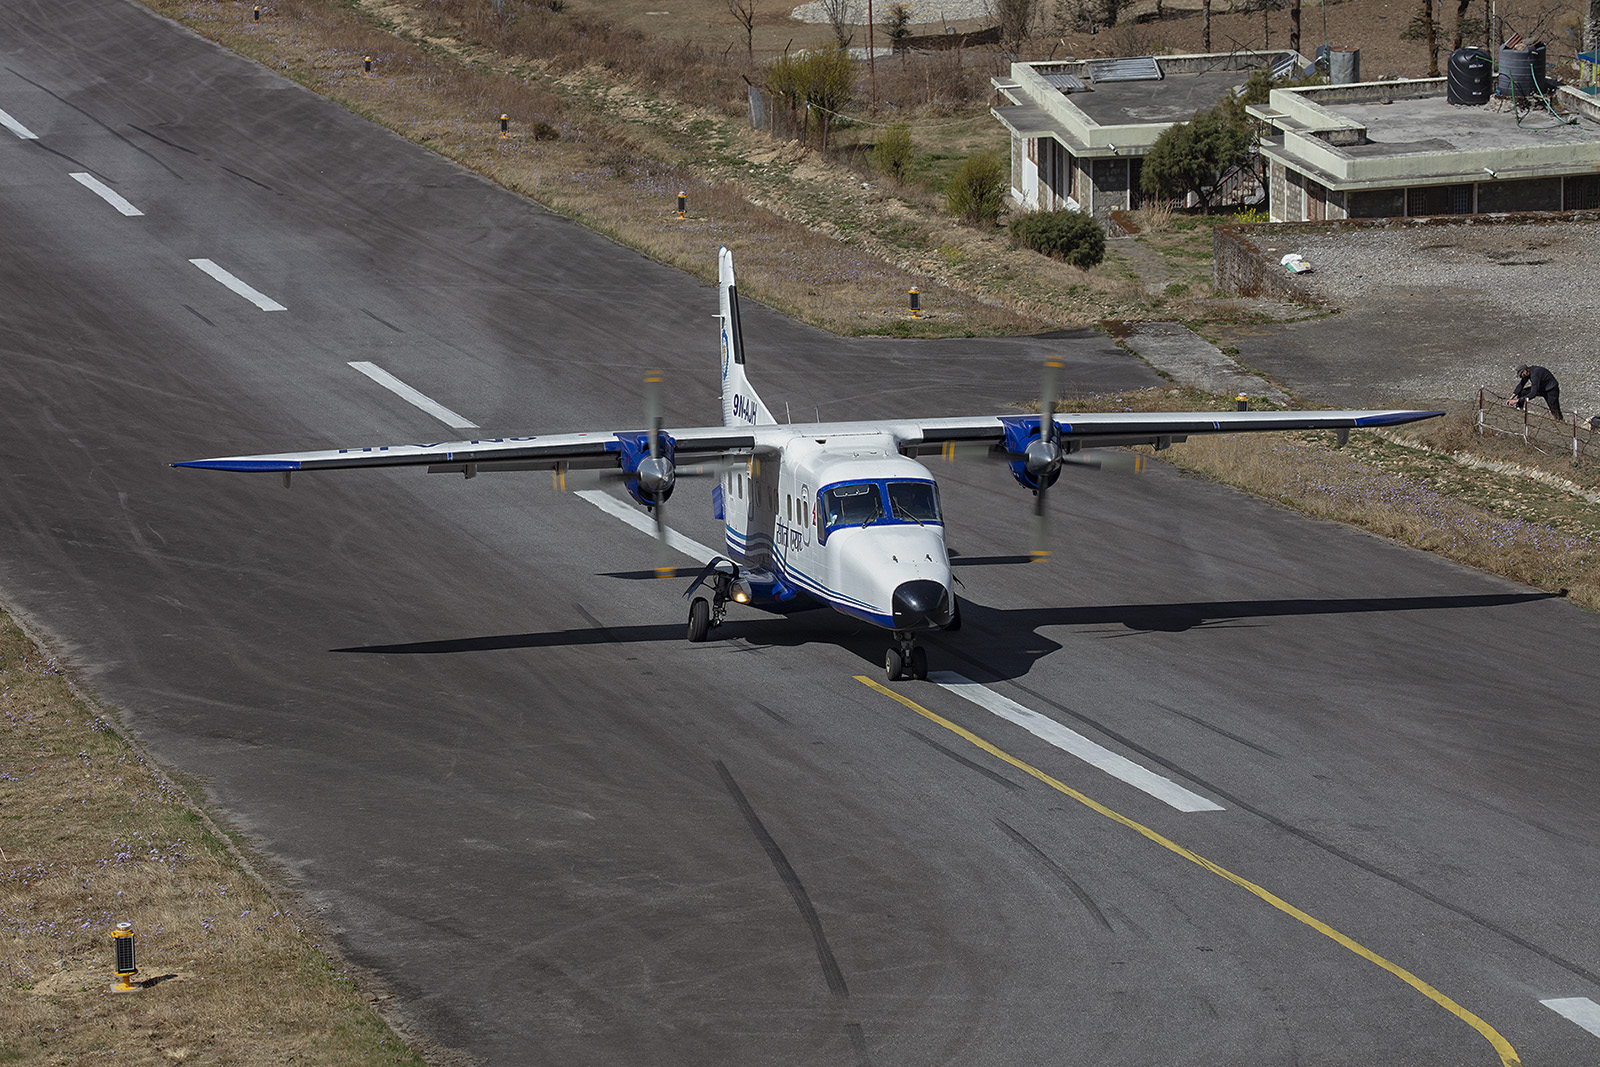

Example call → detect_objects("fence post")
1523 402 1529 444
1574 413 1580 462
1477 388 1484 435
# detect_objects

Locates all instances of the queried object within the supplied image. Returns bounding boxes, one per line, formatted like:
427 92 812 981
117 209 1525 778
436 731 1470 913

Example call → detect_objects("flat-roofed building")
1250 80 1600 221
992 52 1298 219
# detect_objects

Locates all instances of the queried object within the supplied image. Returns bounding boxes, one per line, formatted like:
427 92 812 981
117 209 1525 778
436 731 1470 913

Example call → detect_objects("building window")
1349 189 1404 218
1477 177 1561 213
1565 174 1600 210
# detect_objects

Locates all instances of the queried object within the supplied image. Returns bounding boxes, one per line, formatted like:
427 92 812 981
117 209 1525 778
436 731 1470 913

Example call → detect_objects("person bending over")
1507 364 1563 420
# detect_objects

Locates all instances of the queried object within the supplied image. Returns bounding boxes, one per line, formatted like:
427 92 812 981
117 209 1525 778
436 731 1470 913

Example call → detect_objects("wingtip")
171 459 301 472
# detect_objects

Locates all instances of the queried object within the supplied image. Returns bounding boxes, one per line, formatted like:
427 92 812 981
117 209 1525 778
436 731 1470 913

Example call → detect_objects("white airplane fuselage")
721 432 953 632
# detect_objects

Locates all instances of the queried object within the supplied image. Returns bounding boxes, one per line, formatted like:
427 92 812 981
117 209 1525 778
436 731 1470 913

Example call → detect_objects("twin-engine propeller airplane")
176 248 1442 681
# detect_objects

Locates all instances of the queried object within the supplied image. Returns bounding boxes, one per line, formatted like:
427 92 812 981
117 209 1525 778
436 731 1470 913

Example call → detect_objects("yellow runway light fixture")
908 287 920 319
676 192 687 220
500 114 509 138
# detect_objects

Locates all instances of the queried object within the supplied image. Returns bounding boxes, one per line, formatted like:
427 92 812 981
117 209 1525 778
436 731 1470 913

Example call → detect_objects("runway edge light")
909 287 920 319
111 922 141 993
676 191 687 220
500 114 509 138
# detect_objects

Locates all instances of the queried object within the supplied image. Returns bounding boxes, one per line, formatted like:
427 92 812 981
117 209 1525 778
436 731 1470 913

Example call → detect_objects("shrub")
871 124 913 183
1141 105 1251 212
945 151 1007 226
767 46 854 148
1008 209 1106 267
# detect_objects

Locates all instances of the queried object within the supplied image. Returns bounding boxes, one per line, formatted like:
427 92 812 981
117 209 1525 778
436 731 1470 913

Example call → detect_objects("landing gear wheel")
687 598 711 643
885 647 905 682
910 646 928 680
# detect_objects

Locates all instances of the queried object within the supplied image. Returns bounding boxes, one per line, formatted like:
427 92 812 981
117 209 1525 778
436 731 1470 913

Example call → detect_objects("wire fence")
1477 388 1600 464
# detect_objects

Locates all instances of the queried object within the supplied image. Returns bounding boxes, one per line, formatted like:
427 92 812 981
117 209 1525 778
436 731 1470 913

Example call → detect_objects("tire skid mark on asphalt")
995 817 1114 931
714 759 849 1000
857 675 1522 1067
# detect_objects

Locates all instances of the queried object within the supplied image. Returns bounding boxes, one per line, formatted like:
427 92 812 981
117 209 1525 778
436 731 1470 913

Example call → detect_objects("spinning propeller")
931 359 1148 561
551 371 731 578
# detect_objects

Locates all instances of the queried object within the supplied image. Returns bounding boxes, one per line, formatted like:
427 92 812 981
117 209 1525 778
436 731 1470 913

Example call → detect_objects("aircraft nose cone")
892 580 951 631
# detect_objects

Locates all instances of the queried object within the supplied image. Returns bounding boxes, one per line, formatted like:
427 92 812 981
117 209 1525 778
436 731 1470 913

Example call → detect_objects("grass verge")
0 612 423 1067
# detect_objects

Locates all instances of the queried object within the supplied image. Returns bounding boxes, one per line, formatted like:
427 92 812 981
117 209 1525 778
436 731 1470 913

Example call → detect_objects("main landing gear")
884 633 928 682
684 557 739 643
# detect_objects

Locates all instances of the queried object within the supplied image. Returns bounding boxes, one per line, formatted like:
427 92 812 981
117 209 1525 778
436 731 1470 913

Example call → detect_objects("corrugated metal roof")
1086 56 1162 82
1043 72 1087 92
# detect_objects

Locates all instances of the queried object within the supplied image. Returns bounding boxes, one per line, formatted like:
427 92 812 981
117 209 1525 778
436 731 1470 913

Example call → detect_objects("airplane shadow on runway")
331 590 1559 681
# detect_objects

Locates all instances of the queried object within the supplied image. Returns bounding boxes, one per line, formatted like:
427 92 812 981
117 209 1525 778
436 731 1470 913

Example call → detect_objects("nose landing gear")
885 633 928 682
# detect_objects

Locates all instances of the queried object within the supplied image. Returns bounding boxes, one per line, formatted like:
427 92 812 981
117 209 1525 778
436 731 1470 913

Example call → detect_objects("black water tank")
1447 47 1492 104
1497 42 1548 97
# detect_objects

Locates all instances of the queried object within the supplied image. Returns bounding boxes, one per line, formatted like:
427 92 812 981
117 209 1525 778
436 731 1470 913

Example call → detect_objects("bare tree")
728 0 759 60
996 0 1035 49
821 0 855 47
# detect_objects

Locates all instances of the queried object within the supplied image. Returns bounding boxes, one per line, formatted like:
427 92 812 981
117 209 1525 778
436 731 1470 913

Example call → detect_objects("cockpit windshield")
887 480 941 523
822 481 883 526
820 479 941 531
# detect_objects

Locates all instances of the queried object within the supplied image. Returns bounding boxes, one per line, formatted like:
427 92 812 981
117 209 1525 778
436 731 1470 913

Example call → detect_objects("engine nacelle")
999 415 1062 493
613 431 677 508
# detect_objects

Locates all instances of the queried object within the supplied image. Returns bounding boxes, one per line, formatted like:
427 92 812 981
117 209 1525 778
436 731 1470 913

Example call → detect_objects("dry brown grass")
0 614 421 1067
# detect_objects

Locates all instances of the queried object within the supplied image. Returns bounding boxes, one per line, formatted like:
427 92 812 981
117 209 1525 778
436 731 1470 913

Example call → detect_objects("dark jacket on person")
1515 365 1559 401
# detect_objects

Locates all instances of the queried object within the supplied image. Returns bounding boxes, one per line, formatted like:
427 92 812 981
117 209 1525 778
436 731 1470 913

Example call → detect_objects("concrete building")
1249 80 1600 221
991 52 1297 220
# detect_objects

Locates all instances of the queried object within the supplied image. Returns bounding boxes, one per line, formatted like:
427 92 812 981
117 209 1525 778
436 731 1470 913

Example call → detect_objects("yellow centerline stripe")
855 676 1521 1067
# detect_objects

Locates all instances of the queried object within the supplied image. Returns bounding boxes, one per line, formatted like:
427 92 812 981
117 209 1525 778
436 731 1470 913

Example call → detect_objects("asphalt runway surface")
5 3 1600 1064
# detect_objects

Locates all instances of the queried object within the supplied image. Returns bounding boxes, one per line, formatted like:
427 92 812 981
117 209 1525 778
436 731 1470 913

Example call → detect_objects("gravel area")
1222 220 1600 417
789 0 994 24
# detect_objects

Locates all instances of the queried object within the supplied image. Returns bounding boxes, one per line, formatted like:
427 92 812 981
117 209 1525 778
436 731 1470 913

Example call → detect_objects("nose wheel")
885 636 928 682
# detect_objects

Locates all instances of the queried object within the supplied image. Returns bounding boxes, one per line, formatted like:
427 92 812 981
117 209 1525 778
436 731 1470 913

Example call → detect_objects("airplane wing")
173 424 759 474
894 407 1441 454
173 409 1439 473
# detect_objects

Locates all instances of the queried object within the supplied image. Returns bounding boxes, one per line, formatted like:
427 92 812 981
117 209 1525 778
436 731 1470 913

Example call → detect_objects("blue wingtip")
172 459 301 472
1354 411 1446 427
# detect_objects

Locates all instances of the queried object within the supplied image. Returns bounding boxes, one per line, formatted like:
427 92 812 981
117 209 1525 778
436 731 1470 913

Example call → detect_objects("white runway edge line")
70 173 143 216
575 490 719 565
347 362 479 431
927 671 1225 813
0 107 38 139
1542 998 1600 1038
189 258 286 312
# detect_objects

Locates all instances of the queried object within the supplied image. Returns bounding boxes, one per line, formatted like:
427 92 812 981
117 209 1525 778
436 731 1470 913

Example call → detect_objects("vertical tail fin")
718 247 775 427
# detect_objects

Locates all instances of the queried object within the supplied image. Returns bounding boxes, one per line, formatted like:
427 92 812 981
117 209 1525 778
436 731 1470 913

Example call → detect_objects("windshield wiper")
890 500 925 526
